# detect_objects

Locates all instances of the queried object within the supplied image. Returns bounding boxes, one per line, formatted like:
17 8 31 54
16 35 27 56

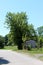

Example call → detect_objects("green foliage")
5 12 39 50
4 35 8 46
27 45 31 50
7 33 14 46
25 24 38 41
37 26 43 36
40 38 43 48
0 35 5 48
37 26 43 48
5 12 28 49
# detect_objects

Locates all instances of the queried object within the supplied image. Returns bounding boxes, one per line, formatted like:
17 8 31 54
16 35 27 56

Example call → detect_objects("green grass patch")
39 56 43 61
0 46 43 60
28 48 43 54
17 48 43 55
0 46 43 54
0 46 18 51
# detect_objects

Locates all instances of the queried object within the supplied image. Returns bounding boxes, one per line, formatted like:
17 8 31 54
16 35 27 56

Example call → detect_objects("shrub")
0 36 5 48
27 45 31 50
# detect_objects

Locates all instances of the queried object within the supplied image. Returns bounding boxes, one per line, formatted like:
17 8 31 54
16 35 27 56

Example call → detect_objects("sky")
0 0 43 36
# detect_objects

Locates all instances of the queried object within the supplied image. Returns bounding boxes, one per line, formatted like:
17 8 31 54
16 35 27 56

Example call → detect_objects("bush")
0 43 4 48
27 45 31 50
39 38 43 48
0 36 5 48
24 45 31 50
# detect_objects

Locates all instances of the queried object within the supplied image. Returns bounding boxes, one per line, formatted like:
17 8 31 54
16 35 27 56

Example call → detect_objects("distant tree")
5 12 28 49
0 35 5 48
37 26 43 48
37 26 43 36
4 35 8 46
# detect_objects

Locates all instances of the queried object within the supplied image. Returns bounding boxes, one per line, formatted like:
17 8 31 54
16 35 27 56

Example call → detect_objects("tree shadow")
0 57 10 65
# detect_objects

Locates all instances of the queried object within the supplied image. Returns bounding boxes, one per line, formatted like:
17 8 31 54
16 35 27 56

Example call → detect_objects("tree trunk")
17 37 23 50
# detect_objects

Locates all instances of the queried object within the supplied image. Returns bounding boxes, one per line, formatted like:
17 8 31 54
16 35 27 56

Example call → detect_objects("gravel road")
0 50 43 65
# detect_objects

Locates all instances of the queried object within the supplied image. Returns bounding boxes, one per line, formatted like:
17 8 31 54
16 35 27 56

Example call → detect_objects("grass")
16 48 43 55
39 56 43 61
0 46 43 54
0 46 18 51
0 46 43 60
0 46 43 57
28 48 43 54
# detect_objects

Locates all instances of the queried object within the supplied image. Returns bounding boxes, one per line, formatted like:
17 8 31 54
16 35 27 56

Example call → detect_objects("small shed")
24 40 37 49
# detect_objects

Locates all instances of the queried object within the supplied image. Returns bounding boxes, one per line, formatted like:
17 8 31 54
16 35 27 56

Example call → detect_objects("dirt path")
0 50 43 65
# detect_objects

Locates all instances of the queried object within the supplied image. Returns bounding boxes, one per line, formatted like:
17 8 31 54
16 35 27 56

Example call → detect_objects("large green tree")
5 12 28 49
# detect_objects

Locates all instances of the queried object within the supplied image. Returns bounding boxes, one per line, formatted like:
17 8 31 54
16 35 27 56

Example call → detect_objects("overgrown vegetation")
0 12 43 51
0 46 43 54
5 12 39 50
0 35 5 48
39 56 43 61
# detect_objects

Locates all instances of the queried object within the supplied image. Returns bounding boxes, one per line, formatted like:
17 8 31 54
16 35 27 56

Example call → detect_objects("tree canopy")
37 26 43 36
5 12 28 49
5 12 39 49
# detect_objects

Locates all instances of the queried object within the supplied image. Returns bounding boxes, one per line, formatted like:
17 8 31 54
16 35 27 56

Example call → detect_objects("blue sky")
0 0 43 36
